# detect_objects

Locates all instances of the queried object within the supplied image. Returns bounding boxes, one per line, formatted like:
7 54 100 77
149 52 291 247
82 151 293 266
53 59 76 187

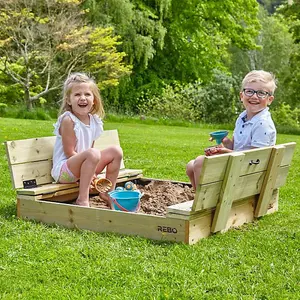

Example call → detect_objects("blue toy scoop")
209 130 229 145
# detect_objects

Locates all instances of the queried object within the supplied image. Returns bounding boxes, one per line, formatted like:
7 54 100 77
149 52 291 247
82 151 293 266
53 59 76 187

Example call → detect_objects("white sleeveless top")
51 111 103 182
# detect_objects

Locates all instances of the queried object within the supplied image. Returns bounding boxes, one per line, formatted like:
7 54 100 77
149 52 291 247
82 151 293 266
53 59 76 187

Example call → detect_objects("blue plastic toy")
209 130 229 145
108 190 143 212
124 181 135 191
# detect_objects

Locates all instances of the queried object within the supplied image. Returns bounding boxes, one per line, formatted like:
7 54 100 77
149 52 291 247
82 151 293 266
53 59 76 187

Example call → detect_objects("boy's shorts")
58 161 79 183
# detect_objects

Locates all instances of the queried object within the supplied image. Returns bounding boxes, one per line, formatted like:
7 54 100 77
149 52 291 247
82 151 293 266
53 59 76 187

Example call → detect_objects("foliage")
277 1 300 108
258 0 286 13
138 70 241 124
0 118 299 298
84 0 169 70
0 105 55 120
228 5 295 109
84 0 261 111
272 102 300 128
0 0 131 110
151 0 260 83
137 81 195 121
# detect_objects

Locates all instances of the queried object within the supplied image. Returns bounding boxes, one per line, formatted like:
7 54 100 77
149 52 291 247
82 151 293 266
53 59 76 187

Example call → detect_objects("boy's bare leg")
186 155 205 190
186 159 196 190
192 156 205 189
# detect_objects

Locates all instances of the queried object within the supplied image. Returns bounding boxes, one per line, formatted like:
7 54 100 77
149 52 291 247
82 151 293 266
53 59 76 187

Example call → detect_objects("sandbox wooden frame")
5 130 296 244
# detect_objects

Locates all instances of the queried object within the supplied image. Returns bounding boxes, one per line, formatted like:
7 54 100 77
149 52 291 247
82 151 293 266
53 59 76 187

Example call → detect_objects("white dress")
51 111 103 182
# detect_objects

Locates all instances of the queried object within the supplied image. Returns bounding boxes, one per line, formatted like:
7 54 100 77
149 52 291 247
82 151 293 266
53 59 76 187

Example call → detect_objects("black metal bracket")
23 179 37 189
249 159 260 165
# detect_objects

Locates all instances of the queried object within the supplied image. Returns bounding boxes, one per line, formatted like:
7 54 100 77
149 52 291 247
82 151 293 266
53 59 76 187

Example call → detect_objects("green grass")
0 117 299 299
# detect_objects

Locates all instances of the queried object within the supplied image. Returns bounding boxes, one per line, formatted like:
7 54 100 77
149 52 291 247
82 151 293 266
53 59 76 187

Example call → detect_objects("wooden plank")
6 130 127 188
187 193 279 244
94 130 125 169
255 145 285 217
211 152 245 233
16 169 143 196
280 142 296 166
199 148 272 185
192 163 290 213
17 199 188 243
11 160 54 189
5 136 55 165
167 201 194 217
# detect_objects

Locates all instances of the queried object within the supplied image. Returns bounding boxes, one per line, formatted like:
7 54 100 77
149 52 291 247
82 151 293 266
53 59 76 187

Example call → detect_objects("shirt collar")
241 107 269 124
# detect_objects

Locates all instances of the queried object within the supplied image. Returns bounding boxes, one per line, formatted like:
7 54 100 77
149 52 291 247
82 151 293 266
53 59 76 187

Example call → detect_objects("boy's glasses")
243 88 271 99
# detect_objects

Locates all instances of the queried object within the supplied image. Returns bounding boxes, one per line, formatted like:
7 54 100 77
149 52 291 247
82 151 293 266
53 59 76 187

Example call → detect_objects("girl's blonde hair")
59 72 105 118
241 70 277 95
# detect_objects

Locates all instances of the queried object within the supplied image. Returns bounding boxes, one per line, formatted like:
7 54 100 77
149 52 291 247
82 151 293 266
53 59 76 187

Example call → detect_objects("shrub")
272 102 300 128
137 69 242 124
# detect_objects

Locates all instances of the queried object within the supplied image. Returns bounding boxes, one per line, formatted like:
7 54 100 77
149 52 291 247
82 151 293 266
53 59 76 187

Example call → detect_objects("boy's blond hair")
241 70 277 95
59 72 105 118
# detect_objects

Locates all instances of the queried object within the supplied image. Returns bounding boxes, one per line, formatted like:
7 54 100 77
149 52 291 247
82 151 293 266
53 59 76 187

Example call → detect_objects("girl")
51 73 123 207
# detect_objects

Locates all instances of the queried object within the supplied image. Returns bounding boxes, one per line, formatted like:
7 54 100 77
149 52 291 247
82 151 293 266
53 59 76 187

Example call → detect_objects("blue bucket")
108 190 143 212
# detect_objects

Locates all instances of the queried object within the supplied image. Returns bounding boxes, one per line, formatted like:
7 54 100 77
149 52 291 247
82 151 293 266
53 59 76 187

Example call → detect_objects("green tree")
0 0 131 110
84 0 261 112
228 5 294 107
277 0 300 108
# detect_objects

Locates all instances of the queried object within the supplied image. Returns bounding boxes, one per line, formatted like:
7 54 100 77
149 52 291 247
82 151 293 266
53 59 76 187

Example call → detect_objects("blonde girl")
51 73 123 207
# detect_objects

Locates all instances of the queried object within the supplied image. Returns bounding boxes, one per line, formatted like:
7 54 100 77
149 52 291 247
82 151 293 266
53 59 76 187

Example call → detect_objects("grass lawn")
0 117 299 299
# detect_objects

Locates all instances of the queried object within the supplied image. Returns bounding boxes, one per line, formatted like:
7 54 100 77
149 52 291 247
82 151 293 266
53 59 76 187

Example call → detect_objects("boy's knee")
186 160 194 175
193 156 204 169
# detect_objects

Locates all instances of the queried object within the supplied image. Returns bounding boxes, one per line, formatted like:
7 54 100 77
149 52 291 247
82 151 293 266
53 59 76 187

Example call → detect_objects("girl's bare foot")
75 198 90 207
99 192 113 209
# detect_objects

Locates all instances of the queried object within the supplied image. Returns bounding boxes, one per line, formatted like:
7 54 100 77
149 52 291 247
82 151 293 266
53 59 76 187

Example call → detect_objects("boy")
186 70 277 190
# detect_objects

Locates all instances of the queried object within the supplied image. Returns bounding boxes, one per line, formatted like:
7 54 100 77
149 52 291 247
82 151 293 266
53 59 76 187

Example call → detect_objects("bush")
137 69 242 124
0 105 54 120
272 102 300 128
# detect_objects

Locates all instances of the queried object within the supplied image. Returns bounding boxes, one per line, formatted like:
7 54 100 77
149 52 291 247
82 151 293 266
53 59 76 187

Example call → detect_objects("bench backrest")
5 129 125 189
192 142 296 231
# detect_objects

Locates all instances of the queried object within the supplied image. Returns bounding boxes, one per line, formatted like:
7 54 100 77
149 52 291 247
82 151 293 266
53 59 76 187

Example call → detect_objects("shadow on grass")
0 201 17 219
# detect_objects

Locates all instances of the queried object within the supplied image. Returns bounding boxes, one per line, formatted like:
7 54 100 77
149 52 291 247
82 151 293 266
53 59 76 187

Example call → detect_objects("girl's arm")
60 116 77 158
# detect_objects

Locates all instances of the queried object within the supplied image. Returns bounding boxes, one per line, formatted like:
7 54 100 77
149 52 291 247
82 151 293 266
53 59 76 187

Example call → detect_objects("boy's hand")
205 145 221 156
205 145 232 156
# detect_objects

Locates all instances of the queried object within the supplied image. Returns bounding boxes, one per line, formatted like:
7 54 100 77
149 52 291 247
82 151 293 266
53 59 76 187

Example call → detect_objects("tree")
84 0 261 113
228 5 294 107
275 0 300 107
0 0 131 110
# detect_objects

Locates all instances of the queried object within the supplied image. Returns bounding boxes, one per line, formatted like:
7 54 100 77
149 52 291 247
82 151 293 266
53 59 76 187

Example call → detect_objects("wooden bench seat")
5 133 296 244
5 130 143 202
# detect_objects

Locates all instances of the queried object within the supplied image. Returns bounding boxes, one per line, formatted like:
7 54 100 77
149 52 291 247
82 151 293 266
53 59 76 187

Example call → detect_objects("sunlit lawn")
0 117 299 299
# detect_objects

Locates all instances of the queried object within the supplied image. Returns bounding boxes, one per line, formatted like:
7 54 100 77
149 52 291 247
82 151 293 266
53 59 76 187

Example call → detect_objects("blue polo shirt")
233 108 276 151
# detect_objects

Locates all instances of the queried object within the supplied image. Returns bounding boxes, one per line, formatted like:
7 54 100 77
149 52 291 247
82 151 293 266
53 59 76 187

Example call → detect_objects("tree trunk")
24 88 32 111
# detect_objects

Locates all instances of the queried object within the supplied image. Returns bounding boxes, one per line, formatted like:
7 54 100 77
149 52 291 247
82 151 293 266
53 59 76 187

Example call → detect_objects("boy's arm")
222 137 234 150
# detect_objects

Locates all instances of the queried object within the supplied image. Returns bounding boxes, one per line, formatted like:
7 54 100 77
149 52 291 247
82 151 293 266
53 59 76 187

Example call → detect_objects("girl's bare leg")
95 145 123 207
67 148 101 206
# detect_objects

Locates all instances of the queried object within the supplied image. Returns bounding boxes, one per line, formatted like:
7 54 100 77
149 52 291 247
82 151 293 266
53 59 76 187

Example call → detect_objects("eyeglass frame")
242 88 272 99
